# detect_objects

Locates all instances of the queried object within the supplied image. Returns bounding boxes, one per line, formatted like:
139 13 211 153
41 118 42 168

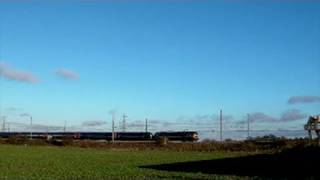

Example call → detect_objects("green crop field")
0 144 248 179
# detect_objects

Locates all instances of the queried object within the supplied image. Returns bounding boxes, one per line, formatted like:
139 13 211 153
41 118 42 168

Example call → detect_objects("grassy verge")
0 144 250 179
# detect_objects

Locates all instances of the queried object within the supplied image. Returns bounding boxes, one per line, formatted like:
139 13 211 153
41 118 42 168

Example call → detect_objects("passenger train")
0 131 199 142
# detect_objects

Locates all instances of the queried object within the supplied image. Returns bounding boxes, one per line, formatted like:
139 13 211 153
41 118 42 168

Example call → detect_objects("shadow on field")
140 146 320 179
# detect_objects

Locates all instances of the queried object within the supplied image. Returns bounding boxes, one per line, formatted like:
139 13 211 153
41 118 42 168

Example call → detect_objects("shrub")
0 137 5 144
50 139 64 146
156 137 168 147
7 135 29 145
61 136 74 146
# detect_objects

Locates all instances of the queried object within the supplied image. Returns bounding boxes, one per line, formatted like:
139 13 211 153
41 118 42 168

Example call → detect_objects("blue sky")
0 0 319 133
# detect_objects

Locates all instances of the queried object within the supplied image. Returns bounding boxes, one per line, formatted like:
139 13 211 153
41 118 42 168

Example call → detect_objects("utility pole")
64 120 67 132
122 114 127 132
145 118 148 133
20 113 33 140
2 116 6 132
247 113 250 138
30 116 33 140
112 113 115 143
220 109 223 141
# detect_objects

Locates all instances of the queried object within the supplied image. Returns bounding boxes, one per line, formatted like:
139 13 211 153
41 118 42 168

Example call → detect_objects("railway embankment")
0 135 318 152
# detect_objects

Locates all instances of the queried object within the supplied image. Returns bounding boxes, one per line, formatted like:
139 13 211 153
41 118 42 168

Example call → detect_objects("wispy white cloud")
9 122 64 131
0 61 39 83
236 109 308 125
20 113 31 117
280 109 307 122
288 96 320 104
177 114 234 124
55 68 79 80
82 120 107 127
4 107 22 113
108 109 117 115
236 112 277 125
248 112 278 123
127 120 145 128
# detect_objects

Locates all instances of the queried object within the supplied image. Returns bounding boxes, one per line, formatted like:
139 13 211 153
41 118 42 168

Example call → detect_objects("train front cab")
154 131 199 142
